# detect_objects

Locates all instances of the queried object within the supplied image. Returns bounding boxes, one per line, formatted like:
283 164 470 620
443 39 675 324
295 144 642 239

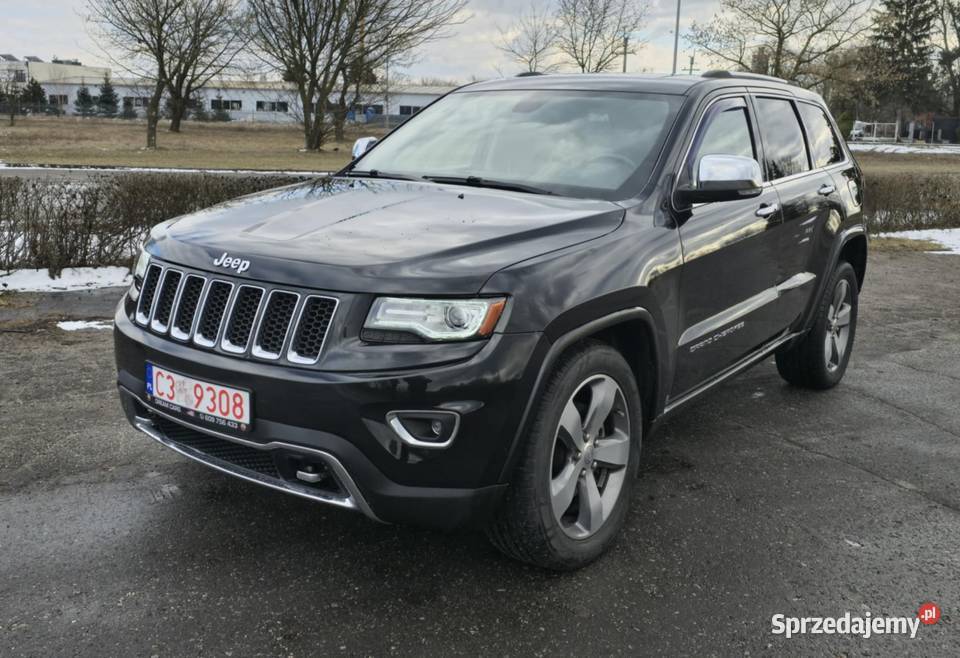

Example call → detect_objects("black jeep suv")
115 72 865 570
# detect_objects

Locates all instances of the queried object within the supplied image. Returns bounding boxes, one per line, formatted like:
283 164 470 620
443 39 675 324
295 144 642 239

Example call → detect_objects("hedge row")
861 171 960 233
0 173 308 274
1 169 957 274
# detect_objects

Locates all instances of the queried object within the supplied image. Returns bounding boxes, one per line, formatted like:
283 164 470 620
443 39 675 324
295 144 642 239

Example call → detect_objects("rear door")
752 95 842 330
672 95 783 398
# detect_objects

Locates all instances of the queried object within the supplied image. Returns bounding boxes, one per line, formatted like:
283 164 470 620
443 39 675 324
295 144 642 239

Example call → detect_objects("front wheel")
486 341 642 571
776 261 859 389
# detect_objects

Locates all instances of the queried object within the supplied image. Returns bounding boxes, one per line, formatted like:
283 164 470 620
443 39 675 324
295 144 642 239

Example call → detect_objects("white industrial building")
0 54 452 123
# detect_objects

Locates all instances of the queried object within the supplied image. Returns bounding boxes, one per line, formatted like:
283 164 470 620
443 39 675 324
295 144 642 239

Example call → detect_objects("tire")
486 340 642 571
776 261 859 390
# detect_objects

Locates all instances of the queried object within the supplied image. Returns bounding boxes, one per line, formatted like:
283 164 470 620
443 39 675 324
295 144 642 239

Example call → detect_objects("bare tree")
330 0 466 141
687 0 875 87
247 0 371 150
554 0 650 73
164 0 248 132
87 0 187 148
497 2 559 73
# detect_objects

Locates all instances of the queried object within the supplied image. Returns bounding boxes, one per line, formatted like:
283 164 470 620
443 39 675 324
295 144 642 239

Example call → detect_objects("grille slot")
222 286 265 353
253 291 299 359
194 281 234 347
150 269 182 333
135 264 163 325
171 275 206 340
288 296 338 364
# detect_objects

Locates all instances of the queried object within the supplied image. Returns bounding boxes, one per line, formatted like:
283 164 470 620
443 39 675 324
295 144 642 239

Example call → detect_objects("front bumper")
115 305 547 528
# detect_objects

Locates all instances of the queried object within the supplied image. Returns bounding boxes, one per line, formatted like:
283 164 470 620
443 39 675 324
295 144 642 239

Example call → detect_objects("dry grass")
869 237 946 252
854 151 960 176
0 116 386 172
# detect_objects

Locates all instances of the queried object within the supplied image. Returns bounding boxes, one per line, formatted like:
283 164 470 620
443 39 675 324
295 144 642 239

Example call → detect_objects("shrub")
0 172 309 275
862 171 960 234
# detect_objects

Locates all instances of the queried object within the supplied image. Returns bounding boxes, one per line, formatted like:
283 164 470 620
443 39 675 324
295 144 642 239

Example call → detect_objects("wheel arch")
497 307 663 483
799 225 867 333
840 233 867 291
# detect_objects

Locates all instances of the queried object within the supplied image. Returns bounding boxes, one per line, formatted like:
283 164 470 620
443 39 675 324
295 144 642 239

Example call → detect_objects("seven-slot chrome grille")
135 262 338 365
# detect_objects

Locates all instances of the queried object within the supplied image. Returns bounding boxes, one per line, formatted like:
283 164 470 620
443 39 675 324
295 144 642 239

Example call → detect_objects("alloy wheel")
549 375 631 539
824 278 852 372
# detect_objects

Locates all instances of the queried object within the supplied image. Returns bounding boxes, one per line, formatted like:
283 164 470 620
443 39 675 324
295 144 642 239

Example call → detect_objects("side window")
798 103 844 168
695 108 754 160
684 100 755 184
755 97 810 180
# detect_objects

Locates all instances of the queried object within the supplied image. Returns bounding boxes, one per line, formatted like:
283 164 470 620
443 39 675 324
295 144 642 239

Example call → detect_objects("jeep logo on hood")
213 252 251 274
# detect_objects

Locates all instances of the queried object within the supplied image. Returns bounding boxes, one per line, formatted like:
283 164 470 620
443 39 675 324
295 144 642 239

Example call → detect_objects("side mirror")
676 154 763 204
352 136 378 158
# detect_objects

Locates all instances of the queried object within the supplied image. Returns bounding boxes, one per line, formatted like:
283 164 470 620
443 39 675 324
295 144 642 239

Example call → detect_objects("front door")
671 96 783 398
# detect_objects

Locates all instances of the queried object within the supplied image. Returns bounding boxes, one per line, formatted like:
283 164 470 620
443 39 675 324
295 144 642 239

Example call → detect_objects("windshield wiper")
340 169 420 182
421 175 555 196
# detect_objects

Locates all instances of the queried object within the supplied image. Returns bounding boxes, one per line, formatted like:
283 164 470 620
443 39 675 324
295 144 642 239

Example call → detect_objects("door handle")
756 203 780 218
818 184 836 196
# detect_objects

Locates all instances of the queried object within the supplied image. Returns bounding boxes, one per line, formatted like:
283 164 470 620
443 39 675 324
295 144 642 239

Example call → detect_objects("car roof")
460 72 824 103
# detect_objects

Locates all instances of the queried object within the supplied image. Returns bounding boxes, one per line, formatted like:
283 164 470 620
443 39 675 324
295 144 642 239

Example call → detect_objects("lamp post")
671 0 682 75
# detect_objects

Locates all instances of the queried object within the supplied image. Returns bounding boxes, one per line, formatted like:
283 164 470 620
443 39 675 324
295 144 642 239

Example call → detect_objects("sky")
1 0 724 82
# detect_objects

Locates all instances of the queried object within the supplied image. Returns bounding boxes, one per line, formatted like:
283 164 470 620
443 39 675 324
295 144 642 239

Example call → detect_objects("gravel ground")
1 251 958 656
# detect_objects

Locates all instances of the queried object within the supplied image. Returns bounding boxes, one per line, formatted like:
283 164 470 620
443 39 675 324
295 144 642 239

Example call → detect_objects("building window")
14 70 26 83
49 94 69 106
123 97 149 108
212 99 242 111
399 106 422 116
363 104 384 115
256 100 288 112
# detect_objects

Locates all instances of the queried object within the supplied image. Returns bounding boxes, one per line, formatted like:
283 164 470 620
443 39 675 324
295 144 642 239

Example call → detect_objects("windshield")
352 89 682 200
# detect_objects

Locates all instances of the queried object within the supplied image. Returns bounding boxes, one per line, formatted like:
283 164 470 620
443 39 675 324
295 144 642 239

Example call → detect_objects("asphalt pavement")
1 251 958 656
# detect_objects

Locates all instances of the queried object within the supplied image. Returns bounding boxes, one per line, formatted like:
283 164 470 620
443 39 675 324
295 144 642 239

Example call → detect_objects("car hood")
150 177 624 294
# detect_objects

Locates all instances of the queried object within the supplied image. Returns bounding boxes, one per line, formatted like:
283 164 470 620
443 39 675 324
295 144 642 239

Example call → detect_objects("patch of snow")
0 267 132 292
57 320 113 331
877 228 960 254
849 143 960 155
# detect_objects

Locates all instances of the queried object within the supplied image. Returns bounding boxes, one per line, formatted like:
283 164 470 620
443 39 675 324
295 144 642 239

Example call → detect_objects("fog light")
386 410 460 449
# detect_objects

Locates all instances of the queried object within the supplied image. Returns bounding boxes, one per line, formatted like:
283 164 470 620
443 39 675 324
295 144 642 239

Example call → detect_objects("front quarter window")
354 89 681 200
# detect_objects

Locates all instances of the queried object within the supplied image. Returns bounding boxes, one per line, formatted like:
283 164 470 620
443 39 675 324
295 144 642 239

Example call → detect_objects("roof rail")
516 71 545 77
701 70 791 85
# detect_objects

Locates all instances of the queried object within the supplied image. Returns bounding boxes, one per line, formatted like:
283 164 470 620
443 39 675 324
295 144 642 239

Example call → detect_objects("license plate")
145 363 252 432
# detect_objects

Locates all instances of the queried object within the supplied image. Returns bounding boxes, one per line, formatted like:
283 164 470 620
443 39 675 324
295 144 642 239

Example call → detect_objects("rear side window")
755 98 810 180
798 103 844 168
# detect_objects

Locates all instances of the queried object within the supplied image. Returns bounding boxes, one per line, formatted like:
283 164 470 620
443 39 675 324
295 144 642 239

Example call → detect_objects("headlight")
129 246 150 301
364 297 506 342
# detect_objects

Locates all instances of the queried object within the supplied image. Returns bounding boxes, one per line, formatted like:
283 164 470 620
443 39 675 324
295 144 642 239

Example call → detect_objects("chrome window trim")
150 268 185 335
193 279 235 349
287 295 340 365
251 290 301 361
220 285 266 354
